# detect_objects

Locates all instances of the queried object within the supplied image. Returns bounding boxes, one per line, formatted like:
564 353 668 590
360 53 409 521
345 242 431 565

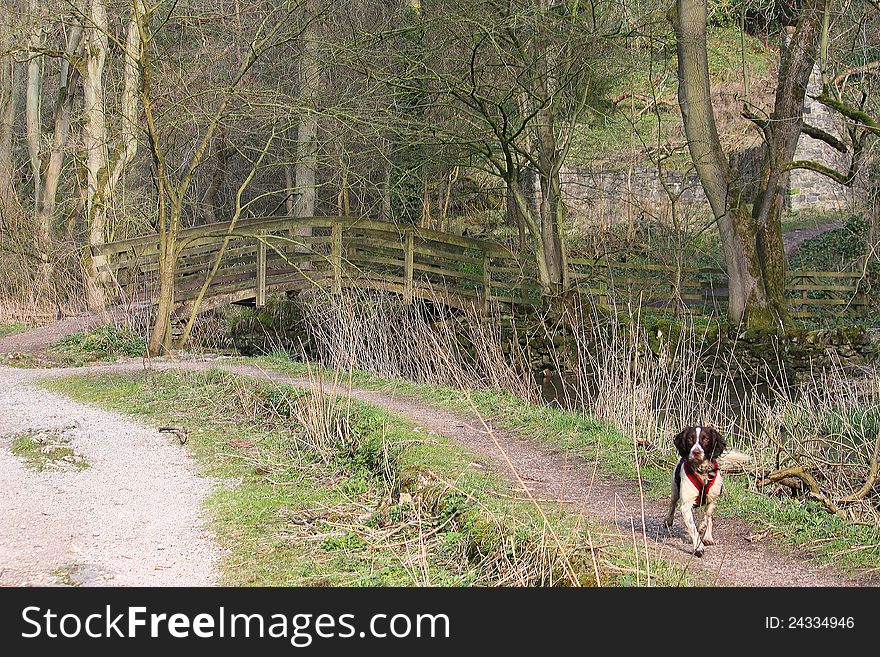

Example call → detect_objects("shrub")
51 324 147 361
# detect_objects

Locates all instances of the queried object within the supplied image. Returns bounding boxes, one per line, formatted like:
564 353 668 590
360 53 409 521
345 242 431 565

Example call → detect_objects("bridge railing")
92 216 526 313
565 258 869 319
92 216 870 319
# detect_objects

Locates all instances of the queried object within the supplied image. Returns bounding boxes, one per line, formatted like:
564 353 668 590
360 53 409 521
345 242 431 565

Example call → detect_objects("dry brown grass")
295 287 538 402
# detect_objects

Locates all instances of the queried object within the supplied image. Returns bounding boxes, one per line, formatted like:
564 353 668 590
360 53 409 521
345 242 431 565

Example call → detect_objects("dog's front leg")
663 479 679 528
698 501 716 545
679 503 705 557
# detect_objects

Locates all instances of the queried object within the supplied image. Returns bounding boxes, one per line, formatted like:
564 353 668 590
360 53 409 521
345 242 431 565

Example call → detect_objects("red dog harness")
674 458 720 507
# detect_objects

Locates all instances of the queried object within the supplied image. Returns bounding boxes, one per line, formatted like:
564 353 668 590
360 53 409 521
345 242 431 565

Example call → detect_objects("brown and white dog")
663 425 747 557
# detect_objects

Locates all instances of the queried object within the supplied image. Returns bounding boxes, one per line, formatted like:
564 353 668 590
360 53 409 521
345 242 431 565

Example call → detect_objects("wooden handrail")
92 214 869 319
92 215 513 258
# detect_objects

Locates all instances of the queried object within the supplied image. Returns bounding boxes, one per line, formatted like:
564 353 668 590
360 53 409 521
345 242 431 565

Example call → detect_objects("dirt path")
210 363 872 587
783 220 844 258
0 308 129 355
44 358 869 588
2 310 874 588
0 365 221 586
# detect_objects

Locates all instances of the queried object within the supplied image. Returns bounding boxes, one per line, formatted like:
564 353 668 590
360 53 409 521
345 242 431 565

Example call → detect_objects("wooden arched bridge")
91 216 535 316
91 215 869 320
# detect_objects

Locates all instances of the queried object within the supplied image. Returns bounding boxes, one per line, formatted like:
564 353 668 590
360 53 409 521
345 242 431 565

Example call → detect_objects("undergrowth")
0 321 30 339
50 324 147 364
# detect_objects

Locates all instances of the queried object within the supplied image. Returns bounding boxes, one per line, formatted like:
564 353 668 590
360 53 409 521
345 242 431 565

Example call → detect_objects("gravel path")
0 365 220 586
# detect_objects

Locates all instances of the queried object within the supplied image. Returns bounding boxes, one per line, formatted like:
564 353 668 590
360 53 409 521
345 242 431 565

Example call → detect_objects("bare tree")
37 21 83 231
373 0 608 297
137 0 301 355
81 0 143 309
0 1 18 211
24 0 44 221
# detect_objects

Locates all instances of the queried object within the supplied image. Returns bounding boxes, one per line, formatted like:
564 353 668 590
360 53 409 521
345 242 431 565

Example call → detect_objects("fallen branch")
612 91 675 118
837 431 880 504
758 466 842 516
833 61 880 87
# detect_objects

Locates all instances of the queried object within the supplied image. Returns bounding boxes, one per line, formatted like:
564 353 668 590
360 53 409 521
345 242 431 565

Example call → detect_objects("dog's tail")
717 449 752 472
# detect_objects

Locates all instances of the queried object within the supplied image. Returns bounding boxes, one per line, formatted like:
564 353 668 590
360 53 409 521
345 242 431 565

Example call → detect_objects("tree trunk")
294 115 318 219
25 0 44 220
148 224 177 356
38 24 83 225
82 1 143 310
105 8 141 197
535 108 567 294
518 167 537 252
509 170 565 295
82 0 110 309
0 2 17 211
294 4 319 219
293 5 319 257
199 126 231 223
753 15 825 323
672 0 813 329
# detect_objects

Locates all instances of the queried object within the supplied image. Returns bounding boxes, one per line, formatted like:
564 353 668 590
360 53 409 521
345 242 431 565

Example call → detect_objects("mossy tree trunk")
673 0 826 330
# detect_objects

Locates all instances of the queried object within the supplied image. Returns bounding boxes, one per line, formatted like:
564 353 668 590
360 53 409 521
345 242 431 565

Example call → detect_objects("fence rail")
92 216 870 320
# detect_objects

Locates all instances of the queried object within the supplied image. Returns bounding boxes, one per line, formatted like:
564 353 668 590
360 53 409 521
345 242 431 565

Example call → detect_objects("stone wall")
559 163 707 226
788 63 853 212
560 66 853 223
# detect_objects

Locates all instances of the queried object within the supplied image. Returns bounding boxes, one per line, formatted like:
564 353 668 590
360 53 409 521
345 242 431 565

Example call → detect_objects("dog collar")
675 458 719 507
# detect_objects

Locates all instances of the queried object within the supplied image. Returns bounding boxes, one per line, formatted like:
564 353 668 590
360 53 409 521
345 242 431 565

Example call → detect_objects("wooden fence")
91 216 870 320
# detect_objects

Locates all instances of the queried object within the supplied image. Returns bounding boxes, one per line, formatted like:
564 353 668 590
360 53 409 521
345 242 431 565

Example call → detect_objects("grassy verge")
49 324 147 365
42 369 684 587
255 355 880 574
0 321 30 339
10 428 89 472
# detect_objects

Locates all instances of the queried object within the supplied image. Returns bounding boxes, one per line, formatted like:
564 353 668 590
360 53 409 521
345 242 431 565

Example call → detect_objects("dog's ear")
705 427 726 460
672 428 690 458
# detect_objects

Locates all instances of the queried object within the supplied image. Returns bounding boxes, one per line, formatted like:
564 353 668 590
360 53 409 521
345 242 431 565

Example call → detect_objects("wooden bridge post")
256 231 267 308
331 221 343 295
404 228 414 304
481 252 491 316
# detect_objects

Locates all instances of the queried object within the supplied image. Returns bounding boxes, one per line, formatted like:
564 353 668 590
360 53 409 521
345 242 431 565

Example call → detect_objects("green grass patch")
0 321 30 339
780 210 846 234
256 354 880 574
50 324 147 365
787 214 879 328
42 369 684 587
9 428 89 472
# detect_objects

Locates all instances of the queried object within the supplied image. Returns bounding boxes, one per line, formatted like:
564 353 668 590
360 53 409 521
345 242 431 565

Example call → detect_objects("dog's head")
673 425 726 467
